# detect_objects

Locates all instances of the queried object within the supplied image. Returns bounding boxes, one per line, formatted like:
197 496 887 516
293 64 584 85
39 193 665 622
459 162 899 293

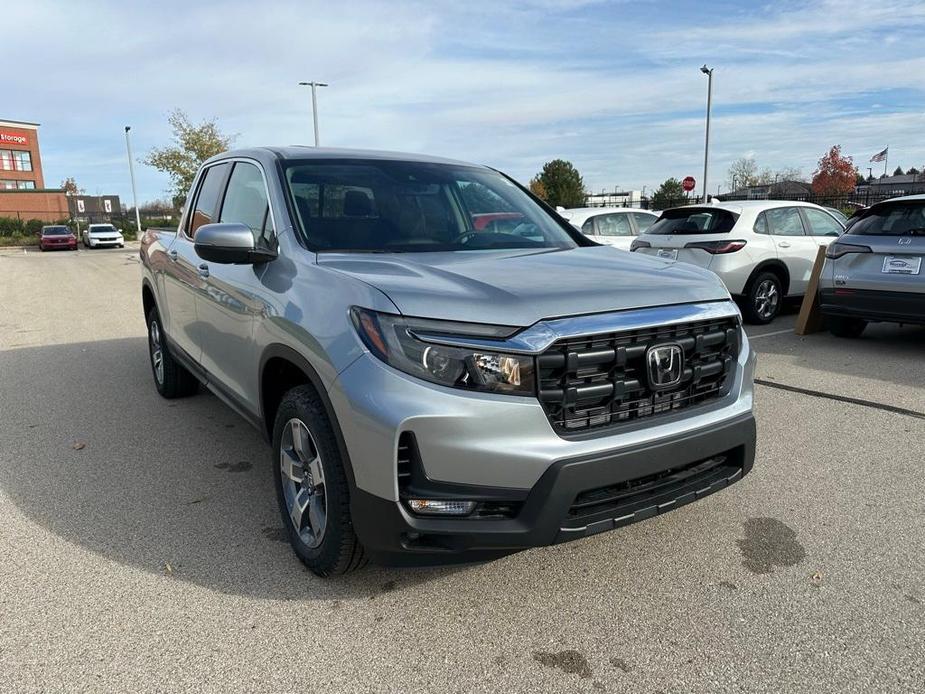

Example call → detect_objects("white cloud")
6 0 925 202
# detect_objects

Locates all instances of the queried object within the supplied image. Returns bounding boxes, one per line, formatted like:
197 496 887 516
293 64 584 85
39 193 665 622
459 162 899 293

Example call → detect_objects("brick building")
0 118 68 222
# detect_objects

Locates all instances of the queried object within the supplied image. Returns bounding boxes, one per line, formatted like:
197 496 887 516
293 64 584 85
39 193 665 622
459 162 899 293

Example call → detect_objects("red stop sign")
682 176 696 192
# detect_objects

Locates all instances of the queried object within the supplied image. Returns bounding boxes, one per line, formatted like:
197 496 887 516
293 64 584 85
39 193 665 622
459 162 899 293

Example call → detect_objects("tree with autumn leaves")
811 145 858 196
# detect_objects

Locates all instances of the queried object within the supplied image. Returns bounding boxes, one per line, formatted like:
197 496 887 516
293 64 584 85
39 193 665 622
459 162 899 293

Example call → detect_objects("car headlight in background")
350 307 535 395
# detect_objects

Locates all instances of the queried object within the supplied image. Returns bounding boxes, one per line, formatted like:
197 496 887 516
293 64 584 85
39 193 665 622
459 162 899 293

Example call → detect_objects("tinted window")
219 162 273 244
847 202 925 236
765 207 806 236
644 207 738 235
188 163 230 238
803 208 843 237
631 212 657 232
42 226 69 236
753 212 769 235
595 213 633 237
284 160 577 252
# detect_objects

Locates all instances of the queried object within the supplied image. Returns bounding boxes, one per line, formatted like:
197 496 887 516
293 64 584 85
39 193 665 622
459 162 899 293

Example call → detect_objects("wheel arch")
258 345 358 490
744 260 790 296
141 279 158 320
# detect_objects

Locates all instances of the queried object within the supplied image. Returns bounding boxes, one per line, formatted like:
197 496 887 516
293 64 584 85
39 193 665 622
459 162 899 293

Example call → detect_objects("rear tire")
146 307 199 398
272 385 366 577
743 271 783 324
827 315 867 338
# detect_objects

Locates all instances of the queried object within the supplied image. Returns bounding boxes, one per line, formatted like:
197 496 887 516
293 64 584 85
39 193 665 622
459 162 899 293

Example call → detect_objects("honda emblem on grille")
646 343 684 390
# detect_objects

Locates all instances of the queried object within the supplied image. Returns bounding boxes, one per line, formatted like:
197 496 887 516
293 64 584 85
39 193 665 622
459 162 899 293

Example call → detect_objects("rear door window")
594 213 633 236
765 207 806 236
802 208 843 237
753 212 769 235
631 212 657 232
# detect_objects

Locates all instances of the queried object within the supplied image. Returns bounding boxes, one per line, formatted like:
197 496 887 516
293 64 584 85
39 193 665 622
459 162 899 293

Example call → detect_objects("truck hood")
317 246 729 327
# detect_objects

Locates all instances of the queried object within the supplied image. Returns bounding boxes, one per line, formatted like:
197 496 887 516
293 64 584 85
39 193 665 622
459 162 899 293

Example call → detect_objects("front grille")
538 315 740 433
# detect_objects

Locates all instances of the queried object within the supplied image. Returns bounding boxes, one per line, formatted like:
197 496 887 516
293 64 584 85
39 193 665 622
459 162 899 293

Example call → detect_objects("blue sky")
9 0 925 204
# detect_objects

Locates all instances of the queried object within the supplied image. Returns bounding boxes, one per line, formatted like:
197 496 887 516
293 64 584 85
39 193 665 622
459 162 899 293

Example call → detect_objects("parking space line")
747 328 794 340
755 379 925 420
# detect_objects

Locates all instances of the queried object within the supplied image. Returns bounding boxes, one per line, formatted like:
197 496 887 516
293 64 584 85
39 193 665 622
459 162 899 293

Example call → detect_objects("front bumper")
819 288 925 325
88 237 124 247
329 314 757 562
351 412 755 564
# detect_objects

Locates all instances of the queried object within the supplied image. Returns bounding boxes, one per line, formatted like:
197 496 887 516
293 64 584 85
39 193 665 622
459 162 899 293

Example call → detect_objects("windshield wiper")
900 228 925 236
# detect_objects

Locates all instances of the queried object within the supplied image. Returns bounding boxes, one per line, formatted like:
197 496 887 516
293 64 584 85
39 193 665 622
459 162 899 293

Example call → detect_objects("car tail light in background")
629 239 651 252
683 240 747 254
825 242 872 259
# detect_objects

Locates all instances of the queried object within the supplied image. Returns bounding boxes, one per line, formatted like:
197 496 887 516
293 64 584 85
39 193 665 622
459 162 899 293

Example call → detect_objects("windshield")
283 159 579 252
90 225 116 233
42 226 69 236
643 207 738 235
847 202 925 236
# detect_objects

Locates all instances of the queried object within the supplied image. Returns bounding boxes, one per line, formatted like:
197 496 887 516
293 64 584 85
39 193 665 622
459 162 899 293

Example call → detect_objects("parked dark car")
39 225 77 251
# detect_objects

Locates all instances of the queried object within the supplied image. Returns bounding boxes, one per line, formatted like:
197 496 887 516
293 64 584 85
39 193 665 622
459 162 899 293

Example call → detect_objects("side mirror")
193 223 276 264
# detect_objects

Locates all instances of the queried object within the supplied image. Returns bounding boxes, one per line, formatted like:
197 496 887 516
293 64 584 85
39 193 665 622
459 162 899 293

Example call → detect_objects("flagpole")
884 146 888 177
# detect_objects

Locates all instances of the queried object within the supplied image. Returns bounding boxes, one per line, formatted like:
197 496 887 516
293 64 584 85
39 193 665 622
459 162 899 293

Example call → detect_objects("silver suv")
820 194 925 336
140 147 757 575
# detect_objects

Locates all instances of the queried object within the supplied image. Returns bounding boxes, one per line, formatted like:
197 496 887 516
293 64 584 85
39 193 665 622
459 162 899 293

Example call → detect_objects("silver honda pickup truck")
140 146 757 576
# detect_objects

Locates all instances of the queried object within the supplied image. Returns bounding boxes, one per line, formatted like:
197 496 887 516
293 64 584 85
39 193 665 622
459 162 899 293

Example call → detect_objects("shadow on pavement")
0 337 467 601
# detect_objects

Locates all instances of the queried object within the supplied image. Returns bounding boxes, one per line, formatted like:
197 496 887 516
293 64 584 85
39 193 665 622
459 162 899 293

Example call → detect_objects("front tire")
827 315 867 338
146 308 198 398
272 385 366 576
743 271 782 324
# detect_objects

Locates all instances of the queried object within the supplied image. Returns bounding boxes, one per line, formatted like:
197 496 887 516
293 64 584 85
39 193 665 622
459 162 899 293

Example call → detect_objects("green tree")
534 159 586 208
651 178 686 210
908 166 920 176
144 109 235 206
893 166 905 176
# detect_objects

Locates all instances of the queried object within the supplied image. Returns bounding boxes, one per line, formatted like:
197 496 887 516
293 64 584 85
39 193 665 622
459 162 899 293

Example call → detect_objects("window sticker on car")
881 256 922 275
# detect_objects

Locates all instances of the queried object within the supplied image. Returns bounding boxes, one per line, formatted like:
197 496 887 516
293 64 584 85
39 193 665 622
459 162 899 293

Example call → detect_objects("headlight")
350 307 535 396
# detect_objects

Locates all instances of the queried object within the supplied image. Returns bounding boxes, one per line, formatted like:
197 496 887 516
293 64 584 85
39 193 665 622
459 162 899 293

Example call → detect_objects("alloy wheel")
149 319 164 384
279 418 327 549
754 279 779 320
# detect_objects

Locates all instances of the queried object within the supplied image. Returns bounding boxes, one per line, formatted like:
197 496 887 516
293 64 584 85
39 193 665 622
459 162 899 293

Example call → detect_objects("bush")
24 219 44 236
0 216 24 237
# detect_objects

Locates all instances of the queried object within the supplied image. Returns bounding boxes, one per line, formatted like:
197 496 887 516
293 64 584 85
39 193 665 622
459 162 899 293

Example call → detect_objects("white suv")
561 207 658 251
631 201 844 323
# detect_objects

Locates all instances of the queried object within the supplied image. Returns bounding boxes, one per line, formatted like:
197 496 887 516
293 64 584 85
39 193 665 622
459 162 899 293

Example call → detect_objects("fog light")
407 499 477 516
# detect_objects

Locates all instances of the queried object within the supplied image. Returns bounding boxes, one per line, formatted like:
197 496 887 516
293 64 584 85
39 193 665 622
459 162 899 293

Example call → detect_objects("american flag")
870 147 888 163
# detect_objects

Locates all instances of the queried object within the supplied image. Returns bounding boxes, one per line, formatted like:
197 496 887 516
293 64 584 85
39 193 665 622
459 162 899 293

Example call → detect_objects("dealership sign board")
0 132 28 146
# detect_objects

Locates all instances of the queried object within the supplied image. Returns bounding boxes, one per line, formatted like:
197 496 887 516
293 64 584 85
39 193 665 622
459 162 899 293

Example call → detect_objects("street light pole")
298 81 329 146
700 65 714 204
124 126 142 237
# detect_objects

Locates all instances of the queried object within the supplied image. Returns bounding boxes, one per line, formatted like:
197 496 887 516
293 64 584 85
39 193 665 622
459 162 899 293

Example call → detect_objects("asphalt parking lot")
1 246 922 693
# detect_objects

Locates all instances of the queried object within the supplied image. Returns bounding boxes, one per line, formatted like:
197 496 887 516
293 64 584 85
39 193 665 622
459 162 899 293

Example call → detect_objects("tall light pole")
700 65 714 204
124 126 142 236
298 81 328 146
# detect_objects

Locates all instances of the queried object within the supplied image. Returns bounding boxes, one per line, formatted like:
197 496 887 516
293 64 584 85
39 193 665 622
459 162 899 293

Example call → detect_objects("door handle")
197 264 210 279
167 249 178 261
778 242 791 248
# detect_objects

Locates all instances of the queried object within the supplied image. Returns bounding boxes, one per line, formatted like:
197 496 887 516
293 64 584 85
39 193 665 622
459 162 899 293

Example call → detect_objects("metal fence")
622 190 909 213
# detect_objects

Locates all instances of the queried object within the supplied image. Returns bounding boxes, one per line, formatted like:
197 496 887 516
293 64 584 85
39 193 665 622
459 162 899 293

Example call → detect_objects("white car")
630 201 845 323
561 207 659 251
82 223 125 249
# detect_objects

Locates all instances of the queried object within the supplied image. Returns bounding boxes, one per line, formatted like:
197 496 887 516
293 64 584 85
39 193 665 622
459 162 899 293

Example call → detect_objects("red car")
40 225 77 251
